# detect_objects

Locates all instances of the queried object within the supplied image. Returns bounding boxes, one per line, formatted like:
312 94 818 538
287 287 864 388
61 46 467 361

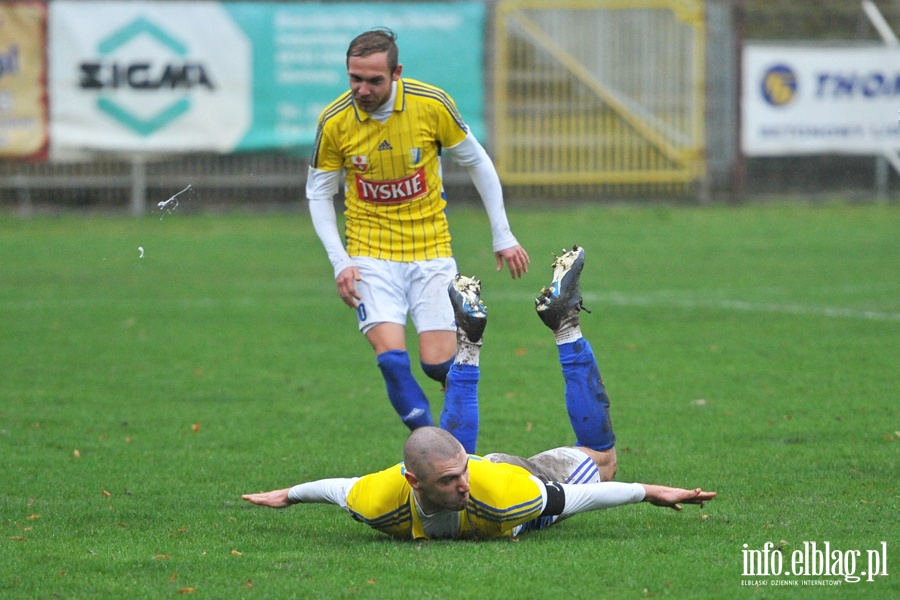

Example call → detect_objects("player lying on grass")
243 246 716 540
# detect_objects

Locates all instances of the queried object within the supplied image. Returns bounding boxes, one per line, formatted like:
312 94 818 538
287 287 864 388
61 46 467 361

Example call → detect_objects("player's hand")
242 489 293 508
335 266 362 309
495 245 530 279
641 485 717 511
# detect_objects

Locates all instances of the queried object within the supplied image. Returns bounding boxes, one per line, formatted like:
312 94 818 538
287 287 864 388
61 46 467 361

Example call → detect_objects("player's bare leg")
578 447 618 482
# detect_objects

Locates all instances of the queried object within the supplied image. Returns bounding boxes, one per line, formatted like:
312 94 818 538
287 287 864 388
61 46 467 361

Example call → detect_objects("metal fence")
0 0 743 212
1 153 309 216
493 0 707 197
4 0 894 210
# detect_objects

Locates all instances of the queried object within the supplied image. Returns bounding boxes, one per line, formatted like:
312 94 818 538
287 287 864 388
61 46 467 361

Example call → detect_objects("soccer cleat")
534 245 590 331
448 274 487 343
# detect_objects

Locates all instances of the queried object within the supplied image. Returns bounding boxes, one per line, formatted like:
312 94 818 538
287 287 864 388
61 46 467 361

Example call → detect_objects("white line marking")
487 291 900 322
581 292 900 322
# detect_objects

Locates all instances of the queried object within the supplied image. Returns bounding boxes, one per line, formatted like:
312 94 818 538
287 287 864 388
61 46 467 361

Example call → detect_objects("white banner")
49 1 251 157
743 45 900 156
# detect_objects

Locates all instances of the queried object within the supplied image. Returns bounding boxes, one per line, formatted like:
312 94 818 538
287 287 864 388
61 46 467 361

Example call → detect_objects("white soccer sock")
455 333 482 366
553 310 582 345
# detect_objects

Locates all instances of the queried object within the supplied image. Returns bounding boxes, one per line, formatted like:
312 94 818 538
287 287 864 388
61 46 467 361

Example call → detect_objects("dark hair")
346 28 399 72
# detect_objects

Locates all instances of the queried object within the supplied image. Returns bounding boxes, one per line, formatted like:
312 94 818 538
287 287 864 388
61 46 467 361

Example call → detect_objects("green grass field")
1 202 898 598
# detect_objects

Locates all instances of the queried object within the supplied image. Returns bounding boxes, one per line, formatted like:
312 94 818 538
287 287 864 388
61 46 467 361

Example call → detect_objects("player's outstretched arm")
242 488 292 508
641 485 717 511
243 479 356 509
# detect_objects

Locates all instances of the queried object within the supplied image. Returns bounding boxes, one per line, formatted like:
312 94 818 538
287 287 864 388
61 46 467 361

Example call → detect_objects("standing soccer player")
306 28 529 452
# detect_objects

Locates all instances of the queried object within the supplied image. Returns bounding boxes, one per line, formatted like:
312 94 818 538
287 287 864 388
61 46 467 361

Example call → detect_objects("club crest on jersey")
409 147 421 166
351 155 368 172
356 167 428 204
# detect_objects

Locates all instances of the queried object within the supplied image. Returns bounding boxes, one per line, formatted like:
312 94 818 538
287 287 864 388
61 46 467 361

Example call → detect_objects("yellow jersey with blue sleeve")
310 78 469 262
345 455 546 540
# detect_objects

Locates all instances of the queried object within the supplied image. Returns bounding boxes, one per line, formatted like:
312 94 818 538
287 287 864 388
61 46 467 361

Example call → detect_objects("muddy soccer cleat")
448 274 487 343
534 245 590 331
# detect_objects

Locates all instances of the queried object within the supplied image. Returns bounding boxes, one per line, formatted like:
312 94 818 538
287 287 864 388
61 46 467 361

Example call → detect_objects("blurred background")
3 0 900 213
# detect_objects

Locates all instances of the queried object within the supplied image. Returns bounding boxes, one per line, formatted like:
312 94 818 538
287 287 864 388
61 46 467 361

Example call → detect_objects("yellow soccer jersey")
310 78 469 262
345 456 545 540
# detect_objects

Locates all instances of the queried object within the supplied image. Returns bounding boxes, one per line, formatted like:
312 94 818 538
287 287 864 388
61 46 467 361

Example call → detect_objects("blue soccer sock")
441 363 479 453
421 357 454 386
558 338 616 451
376 350 434 430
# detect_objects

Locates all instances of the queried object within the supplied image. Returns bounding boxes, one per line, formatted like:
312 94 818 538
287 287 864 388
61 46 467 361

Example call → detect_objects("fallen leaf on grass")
230 549 242 556
169 572 177 583
9 536 26 542
367 579 377 584
26 514 40 520
101 490 111 498
191 422 201 433
73 449 81 458
178 587 196 594
242 580 253 589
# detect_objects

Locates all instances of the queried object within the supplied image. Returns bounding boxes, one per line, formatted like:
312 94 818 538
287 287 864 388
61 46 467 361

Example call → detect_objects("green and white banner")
49 1 485 157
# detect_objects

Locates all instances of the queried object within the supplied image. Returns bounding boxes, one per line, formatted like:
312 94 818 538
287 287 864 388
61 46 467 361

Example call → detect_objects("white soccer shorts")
353 256 458 334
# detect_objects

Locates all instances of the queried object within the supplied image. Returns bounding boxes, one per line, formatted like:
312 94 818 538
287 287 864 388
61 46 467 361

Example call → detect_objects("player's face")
348 52 401 113
417 450 471 512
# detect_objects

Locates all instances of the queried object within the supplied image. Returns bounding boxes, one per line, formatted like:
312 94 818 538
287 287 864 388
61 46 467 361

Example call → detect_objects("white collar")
368 81 398 123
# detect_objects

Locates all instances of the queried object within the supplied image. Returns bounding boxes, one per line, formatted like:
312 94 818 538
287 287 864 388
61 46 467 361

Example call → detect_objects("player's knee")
421 358 453 384
595 447 618 481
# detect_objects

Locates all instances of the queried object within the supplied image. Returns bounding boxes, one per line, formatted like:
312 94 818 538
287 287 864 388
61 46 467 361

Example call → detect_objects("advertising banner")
0 2 48 159
743 44 900 156
223 2 485 152
50 1 252 156
49 1 485 157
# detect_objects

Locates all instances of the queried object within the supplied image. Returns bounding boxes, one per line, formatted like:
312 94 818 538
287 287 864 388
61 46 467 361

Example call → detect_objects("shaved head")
403 427 465 480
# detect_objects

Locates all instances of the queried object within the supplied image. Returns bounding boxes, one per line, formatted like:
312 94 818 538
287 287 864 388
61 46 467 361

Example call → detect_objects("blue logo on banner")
761 64 797 107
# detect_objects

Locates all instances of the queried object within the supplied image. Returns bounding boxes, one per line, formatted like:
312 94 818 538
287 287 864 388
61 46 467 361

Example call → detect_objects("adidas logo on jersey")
378 140 393 151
